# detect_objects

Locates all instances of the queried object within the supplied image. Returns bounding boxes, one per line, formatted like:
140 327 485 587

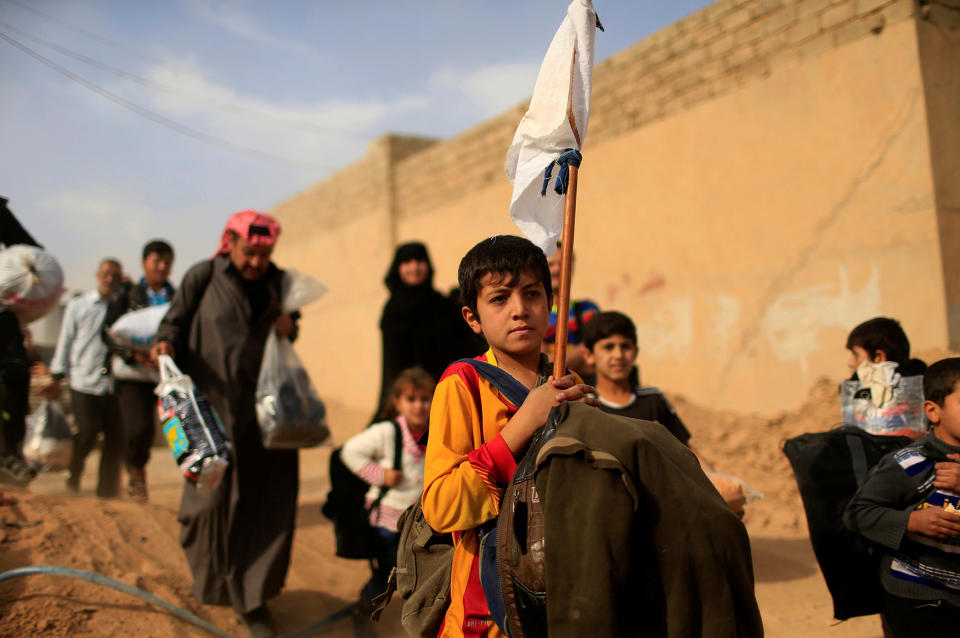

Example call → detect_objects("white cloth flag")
505 0 599 257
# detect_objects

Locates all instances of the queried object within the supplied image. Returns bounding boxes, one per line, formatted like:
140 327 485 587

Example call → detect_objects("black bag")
782 426 912 620
322 420 402 560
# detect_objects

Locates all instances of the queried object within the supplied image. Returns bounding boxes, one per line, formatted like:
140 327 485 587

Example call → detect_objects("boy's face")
925 382 960 447
462 268 549 360
848 346 887 373
586 334 638 384
142 252 173 288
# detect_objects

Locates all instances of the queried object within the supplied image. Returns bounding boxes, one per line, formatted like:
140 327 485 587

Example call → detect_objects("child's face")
586 334 638 384
393 385 432 431
925 383 960 446
463 268 549 361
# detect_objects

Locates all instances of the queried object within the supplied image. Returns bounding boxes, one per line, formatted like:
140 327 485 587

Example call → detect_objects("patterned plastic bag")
841 373 925 436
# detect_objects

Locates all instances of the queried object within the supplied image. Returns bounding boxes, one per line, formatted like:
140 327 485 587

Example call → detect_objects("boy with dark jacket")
103 239 175 502
844 357 960 636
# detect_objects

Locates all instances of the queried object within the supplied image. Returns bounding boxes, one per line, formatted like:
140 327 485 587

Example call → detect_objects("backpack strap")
391 419 403 471
846 432 870 488
453 358 530 408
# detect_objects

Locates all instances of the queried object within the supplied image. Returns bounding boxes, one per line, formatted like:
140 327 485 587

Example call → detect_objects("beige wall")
272 0 958 420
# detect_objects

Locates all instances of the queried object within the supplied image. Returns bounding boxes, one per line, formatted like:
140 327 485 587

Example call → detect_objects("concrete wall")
272 0 959 419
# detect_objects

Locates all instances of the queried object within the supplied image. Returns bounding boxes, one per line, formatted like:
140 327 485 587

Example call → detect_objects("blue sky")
1 0 711 294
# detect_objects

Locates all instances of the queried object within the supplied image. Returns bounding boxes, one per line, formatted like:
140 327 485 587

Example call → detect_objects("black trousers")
884 591 960 638
69 389 122 497
114 379 157 470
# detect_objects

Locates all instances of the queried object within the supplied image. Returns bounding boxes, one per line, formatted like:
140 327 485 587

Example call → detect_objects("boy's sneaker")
0 455 36 487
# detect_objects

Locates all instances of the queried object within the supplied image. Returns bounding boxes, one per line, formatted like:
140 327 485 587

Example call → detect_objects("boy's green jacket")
535 402 763 637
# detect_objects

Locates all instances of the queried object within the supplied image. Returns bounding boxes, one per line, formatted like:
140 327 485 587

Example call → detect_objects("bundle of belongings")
255 270 329 449
0 244 64 323
104 303 170 352
840 359 925 438
156 354 231 491
381 401 764 638
23 400 72 471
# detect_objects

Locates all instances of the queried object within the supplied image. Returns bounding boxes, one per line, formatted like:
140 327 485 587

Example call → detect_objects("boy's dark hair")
582 311 637 350
845 317 910 365
923 357 960 408
142 239 174 261
457 235 551 315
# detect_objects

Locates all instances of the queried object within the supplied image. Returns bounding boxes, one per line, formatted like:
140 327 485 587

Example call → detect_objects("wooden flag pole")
552 163 579 379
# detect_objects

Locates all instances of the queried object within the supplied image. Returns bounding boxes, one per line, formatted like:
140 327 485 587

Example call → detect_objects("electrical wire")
0 20 346 135
0 30 323 170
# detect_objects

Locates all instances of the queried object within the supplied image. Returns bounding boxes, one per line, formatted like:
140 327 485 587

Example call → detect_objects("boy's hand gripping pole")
552 164 579 379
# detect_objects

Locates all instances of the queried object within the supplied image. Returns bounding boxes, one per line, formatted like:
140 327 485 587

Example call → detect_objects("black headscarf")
373 242 470 421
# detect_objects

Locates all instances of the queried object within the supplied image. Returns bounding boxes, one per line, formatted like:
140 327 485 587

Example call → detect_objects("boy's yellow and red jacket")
422 348 526 638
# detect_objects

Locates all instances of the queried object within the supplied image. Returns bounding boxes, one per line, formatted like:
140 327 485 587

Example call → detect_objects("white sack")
0 244 64 323
106 303 170 352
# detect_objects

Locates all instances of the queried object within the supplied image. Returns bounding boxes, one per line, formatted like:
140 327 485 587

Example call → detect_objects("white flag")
505 0 600 257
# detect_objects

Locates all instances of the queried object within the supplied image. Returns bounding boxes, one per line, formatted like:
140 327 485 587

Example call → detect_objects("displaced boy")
843 357 960 636
844 317 927 437
583 310 756 515
421 235 596 637
582 310 690 444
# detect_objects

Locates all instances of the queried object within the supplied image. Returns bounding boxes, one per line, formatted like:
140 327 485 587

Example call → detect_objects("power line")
0 19 347 135
5 0 171 68
0 29 323 170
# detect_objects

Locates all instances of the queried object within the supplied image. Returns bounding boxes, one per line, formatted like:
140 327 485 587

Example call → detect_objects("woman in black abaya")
372 242 478 422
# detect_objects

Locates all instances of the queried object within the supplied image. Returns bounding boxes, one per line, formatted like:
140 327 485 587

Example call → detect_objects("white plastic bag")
0 244 64 323
106 303 170 352
281 270 326 314
155 355 231 491
255 331 329 449
23 400 73 471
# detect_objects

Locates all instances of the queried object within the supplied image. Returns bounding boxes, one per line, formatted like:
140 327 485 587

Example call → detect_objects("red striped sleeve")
466 433 517 493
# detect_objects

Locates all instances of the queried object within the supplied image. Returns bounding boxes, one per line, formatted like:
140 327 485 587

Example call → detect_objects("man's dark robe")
156 254 298 613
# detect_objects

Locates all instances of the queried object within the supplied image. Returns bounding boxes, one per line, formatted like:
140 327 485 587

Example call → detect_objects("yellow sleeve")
422 372 506 533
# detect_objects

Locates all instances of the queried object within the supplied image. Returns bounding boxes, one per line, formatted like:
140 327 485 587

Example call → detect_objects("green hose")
0 565 359 637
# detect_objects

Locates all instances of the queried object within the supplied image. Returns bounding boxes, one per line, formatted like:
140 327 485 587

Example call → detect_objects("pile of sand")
4 364 940 637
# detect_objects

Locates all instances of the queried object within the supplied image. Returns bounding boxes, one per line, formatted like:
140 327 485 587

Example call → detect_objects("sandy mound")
9 355 952 638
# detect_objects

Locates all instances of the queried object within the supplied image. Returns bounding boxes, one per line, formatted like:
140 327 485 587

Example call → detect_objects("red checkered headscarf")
216 210 282 255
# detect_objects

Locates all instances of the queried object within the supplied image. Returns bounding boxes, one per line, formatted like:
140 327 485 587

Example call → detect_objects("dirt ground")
2 362 934 638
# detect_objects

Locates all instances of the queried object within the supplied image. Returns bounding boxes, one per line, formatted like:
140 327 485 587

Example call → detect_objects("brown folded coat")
536 402 763 637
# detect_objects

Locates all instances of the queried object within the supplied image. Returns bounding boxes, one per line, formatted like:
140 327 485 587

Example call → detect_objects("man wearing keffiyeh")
152 210 298 638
